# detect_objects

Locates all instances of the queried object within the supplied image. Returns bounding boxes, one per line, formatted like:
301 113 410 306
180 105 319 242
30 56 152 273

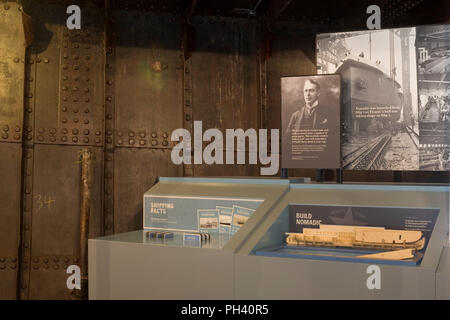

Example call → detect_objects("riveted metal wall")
108 9 184 233
190 16 260 176
27 144 103 299
0 1 26 299
17 3 105 299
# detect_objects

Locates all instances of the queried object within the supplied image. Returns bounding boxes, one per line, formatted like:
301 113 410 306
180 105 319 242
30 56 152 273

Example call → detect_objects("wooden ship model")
286 224 425 260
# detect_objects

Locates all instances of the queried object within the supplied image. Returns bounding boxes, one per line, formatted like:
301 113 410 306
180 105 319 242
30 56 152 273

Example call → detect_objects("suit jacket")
285 102 331 135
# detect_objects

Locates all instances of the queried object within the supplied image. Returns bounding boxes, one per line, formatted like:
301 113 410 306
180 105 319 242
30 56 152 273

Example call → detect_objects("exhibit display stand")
89 178 449 300
88 177 307 299
236 183 449 299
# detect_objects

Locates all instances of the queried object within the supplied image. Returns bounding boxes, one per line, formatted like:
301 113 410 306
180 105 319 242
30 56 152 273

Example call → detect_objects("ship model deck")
286 225 425 260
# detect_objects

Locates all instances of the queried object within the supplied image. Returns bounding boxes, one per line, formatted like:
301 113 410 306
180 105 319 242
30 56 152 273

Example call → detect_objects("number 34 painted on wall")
34 194 56 212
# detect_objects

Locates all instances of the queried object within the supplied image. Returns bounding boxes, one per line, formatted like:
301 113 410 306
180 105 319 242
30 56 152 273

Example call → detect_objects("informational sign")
316 24 450 171
281 74 341 169
144 195 263 234
289 204 439 254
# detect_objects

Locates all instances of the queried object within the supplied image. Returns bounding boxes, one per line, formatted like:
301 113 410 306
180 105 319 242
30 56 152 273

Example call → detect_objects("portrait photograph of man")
281 74 341 169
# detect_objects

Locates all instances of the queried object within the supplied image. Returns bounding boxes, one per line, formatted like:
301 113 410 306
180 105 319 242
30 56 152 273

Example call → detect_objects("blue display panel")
143 195 263 233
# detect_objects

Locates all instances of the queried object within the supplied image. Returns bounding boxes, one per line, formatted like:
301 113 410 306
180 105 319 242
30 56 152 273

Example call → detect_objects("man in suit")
285 79 330 135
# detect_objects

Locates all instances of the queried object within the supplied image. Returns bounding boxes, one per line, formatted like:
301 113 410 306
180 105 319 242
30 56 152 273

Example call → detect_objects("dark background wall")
0 0 448 299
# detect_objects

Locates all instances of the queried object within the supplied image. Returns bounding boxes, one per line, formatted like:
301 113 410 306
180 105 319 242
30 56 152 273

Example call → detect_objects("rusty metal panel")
0 143 22 299
32 4 104 147
0 2 26 143
28 144 103 299
191 16 259 131
114 148 182 234
114 11 182 149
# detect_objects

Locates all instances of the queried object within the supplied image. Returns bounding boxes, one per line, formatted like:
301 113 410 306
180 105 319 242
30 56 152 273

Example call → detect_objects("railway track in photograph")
343 134 391 170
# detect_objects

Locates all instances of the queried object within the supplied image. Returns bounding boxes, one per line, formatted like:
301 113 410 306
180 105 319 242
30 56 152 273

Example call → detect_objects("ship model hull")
286 225 425 252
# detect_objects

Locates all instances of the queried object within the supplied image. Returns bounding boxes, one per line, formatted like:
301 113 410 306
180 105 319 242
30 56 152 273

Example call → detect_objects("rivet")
62 118 67 123
106 130 112 136
106 137 112 144
62 107 67 112
28 77 34 81
24 242 29 248
162 140 168 146
84 88 89 93
84 119 89 124
49 136 56 142
4 4 10 10
117 139 123 145
106 114 113 120
83 137 89 143
74 43 79 48
151 132 157 138
24 224 30 230
62 86 68 91
44 258 49 263
86 78 90 82
151 140 157 146
49 128 56 135
129 139 135 145
14 133 20 140
83 129 89 135
107 80 113 85
73 98 79 102
63 65 68 70
37 135 43 141
44 59 49 63
26 126 32 133
27 93 33 98
85 98 90 102
13 57 19 63
185 114 191 121
128 131 134 137
63 54 68 59
95 137 101 143
61 128 68 134
106 155 112 161
2 125 9 132
139 140 146 145
117 131 123 137
38 127 44 133
85 56 90 61
11 258 17 263
0 258 4 263
33 265 39 270
0 265 5 270
62 97 68 101
10 265 16 270
72 137 78 143
73 108 79 113
106 96 112 102
74 118 79 123
61 136 67 142
26 152 32 159
73 65 79 70
29 59 34 64
72 86 79 91
95 130 101 136
25 188 31 194
162 132 168 139
27 107 32 113
72 129 79 135
64 258 69 263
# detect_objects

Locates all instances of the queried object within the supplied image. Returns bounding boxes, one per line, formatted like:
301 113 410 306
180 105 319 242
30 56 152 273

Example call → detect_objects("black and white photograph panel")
416 24 450 169
317 27 420 170
281 74 341 169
